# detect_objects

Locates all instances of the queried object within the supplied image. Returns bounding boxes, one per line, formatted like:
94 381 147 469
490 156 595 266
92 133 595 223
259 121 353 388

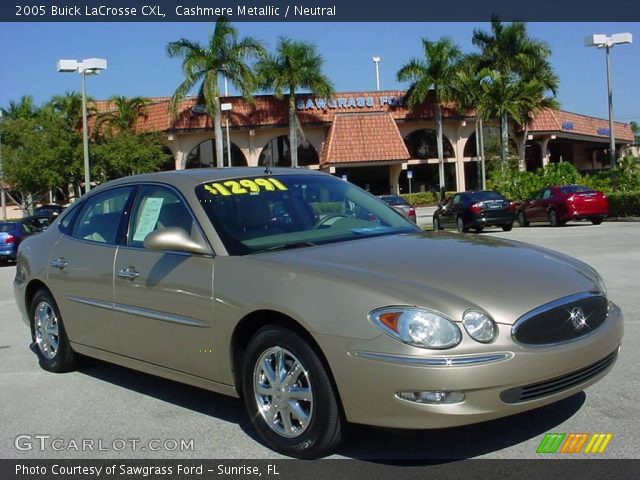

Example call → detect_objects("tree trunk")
500 112 509 171
213 96 224 168
479 118 486 190
289 94 298 169
519 124 528 172
435 102 445 199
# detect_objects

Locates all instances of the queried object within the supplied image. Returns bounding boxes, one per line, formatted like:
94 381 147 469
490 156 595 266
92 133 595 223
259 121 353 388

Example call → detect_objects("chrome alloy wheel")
34 301 59 360
253 346 314 438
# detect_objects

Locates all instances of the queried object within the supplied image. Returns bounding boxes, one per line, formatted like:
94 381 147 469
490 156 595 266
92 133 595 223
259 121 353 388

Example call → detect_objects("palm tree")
48 92 84 129
397 37 461 197
2 95 36 119
167 16 265 167
96 95 149 135
472 15 558 169
256 37 333 168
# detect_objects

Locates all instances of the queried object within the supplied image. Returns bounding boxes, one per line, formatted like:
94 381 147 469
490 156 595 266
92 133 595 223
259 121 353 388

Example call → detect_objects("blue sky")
0 22 638 124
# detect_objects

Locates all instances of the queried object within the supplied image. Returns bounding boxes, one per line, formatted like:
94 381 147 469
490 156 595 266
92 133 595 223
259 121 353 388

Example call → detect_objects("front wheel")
517 211 529 227
501 223 513 232
456 216 468 233
242 326 343 458
30 289 77 373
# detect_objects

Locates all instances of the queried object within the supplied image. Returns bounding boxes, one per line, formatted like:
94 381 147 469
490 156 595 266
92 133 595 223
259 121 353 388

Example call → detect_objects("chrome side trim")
348 350 513 367
511 291 608 348
66 296 209 328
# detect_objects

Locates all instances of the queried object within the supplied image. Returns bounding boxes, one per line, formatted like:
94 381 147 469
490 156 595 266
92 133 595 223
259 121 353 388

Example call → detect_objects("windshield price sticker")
204 178 288 196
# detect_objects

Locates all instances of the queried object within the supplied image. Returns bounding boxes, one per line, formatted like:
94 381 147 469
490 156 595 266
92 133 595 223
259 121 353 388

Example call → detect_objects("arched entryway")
185 139 248 169
404 129 455 159
258 135 319 167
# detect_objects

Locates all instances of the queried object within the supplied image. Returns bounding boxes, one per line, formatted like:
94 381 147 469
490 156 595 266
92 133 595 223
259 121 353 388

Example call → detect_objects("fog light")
396 390 465 404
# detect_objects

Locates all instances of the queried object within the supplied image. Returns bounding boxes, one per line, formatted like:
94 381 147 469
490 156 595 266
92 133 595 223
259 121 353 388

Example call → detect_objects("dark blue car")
0 221 34 263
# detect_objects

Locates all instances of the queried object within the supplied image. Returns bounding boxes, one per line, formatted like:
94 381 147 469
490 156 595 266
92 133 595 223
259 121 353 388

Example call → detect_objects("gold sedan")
14 168 623 458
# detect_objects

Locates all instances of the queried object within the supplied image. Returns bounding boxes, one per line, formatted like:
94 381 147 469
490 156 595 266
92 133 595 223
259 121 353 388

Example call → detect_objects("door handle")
117 267 140 280
50 258 69 269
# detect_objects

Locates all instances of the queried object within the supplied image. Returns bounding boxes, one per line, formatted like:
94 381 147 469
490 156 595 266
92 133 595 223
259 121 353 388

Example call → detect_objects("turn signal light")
396 390 465 404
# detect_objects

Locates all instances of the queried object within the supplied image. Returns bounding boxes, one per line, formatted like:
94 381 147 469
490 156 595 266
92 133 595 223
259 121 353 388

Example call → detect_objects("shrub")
607 192 640 217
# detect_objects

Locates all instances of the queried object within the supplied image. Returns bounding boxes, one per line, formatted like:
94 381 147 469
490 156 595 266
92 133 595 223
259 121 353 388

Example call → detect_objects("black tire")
242 326 343 458
30 289 77 373
473 227 484 233
432 216 442 231
591 217 604 225
548 209 563 227
456 216 468 233
501 223 513 232
517 211 529 227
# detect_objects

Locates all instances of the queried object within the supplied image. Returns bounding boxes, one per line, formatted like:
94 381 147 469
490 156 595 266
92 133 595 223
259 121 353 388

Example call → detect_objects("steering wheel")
313 213 349 229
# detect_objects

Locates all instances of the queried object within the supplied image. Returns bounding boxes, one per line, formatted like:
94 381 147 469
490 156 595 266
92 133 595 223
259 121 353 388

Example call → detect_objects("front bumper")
316 303 623 429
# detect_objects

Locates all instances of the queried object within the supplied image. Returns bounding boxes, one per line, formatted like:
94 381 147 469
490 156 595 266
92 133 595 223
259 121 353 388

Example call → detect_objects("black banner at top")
3 0 640 22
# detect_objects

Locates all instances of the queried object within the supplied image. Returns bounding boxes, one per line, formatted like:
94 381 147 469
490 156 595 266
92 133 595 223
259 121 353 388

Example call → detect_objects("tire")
517 211 529 227
501 223 513 232
591 217 604 225
473 227 484 233
242 326 343 458
432 216 441 231
456 216 468 233
548 209 563 227
30 289 77 373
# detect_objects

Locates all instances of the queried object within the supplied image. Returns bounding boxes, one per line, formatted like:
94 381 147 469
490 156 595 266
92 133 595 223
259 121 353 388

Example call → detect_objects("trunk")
435 102 445 199
501 112 509 171
479 118 486 190
519 124 528 172
289 94 298 168
213 96 224 168
474 119 481 190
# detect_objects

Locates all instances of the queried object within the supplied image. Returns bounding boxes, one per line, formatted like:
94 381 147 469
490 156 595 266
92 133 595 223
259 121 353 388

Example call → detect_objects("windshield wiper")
252 241 318 254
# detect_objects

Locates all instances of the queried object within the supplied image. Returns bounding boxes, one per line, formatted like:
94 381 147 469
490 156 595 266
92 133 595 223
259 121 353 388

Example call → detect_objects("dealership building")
112 90 635 195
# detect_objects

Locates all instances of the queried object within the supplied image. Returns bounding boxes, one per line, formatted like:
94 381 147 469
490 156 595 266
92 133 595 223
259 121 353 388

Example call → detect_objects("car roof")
93 168 327 192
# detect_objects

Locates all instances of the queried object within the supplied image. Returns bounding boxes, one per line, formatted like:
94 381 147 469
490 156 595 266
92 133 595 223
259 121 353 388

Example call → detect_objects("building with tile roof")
92 90 635 195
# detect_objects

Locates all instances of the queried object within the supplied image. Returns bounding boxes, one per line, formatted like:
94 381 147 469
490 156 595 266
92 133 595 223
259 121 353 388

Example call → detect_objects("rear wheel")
432 216 442 231
517 211 529 227
501 223 513 232
30 289 77 373
591 217 604 225
456 216 468 233
242 326 343 458
548 209 563 227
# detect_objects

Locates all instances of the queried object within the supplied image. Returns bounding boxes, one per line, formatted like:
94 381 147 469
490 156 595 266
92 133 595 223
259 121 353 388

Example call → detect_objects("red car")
517 185 608 227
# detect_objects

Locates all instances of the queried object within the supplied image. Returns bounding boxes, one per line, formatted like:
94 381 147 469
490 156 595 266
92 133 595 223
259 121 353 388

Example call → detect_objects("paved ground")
1 221 638 460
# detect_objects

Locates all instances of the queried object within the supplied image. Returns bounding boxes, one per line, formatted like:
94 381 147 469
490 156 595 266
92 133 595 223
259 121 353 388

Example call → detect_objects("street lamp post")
372 56 381 91
57 58 107 194
0 110 6 220
223 77 232 168
584 33 633 169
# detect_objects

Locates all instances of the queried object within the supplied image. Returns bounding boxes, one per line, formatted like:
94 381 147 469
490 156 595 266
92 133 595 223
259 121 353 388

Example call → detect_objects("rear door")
112 184 219 381
46 186 135 351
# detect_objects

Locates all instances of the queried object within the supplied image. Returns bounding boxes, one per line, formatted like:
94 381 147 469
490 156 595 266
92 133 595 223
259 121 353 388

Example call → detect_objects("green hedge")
607 192 640 218
400 191 457 206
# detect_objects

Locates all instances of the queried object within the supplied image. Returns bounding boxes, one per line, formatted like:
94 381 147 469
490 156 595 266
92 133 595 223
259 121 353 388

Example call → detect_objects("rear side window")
468 191 504 202
542 190 552 200
560 185 593 194
72 187 133 244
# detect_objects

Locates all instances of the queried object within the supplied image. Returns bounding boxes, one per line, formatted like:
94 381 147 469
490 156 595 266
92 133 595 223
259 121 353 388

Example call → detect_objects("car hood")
257 232 602 325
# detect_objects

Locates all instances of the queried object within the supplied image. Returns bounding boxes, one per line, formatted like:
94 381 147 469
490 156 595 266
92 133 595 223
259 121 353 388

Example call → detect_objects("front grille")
500 349 618 404
512 293 608 346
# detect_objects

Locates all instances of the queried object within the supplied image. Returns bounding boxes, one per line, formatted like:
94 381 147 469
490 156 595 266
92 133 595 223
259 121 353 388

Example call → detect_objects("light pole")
57 58 107 194
223 77 232 167
372 56 381 91
584 33 633 169
0 110 6 220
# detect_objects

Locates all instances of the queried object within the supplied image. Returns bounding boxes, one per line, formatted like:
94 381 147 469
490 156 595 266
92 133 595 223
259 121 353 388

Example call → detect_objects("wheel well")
25 280 49 314
230 310 343 410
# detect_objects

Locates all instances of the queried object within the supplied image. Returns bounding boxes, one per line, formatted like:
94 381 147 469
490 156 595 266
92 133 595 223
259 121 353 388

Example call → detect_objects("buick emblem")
569 307 588 330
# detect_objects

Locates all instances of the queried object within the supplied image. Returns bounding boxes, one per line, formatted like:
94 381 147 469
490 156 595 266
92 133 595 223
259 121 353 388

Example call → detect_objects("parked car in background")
22 215 52 232
433 190 516 233
14 169 623 458
378 195 417 223
0 221 34 263
34 204 65 219
516 185 608 227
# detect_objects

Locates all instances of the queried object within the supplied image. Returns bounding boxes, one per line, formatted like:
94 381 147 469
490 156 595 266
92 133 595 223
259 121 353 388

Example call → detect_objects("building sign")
561 122 574 131
296 95 405 111
597 128 610 136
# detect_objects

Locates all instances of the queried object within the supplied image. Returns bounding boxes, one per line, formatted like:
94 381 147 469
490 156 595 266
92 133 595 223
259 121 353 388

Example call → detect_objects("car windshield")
468 191 505 202
379 195 408 206
195 174 421 255
560 185 593 194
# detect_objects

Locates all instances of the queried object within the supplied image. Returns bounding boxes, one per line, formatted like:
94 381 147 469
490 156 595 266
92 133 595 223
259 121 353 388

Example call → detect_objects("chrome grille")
500 349 618 404
512 293 608 346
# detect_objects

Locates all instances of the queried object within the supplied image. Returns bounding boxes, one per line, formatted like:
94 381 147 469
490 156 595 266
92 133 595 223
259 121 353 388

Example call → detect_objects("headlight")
369 307 461 349
462 310 497 343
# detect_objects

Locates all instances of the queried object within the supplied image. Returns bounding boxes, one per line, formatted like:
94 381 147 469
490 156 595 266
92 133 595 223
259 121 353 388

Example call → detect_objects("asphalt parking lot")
0 221 638 460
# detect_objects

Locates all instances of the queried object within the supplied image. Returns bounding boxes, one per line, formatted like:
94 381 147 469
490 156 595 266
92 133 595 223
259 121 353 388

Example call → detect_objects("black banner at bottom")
2 459 640 480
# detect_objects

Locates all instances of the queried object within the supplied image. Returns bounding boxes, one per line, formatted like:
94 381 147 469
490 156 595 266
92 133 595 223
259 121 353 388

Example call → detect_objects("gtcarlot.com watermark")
14 434 195 452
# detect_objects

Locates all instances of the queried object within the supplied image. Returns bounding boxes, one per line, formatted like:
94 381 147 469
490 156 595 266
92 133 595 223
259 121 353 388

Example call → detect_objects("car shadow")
337 392 585 461
77 357 585 461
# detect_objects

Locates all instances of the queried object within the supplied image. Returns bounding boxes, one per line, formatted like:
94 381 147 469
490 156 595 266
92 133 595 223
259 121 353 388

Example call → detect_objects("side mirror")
143 227 210 255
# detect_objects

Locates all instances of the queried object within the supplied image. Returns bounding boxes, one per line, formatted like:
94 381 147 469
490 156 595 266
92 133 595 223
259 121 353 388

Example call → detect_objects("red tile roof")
320 113 411 165
528 108 634 142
